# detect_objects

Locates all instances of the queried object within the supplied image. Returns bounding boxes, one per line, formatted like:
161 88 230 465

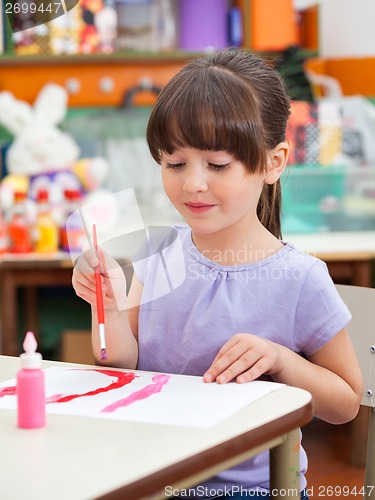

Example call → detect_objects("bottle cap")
64 189 81 201
36 190 49 202
20 331 42 369
14 191 27 203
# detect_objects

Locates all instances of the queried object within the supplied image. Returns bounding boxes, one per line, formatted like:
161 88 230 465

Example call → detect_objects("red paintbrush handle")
92 223 105 325
95 266 105 324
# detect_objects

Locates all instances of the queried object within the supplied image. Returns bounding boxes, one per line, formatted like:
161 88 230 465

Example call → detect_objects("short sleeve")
294 260 352 356
131 226 180 285
132 225 186 303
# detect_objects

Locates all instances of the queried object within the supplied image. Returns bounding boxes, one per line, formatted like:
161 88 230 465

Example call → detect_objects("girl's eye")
209 163 230 171
166 162 185 169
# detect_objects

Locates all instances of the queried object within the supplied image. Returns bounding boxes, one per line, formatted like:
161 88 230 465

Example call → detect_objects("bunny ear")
0 91 33 135
34 83 68 125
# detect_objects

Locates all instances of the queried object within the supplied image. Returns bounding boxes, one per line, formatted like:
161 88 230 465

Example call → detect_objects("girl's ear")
265 142 290 185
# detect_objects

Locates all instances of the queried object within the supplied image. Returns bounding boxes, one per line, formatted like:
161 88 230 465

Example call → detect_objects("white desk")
285 231 375 260
285 231 375 287
0 356 313 500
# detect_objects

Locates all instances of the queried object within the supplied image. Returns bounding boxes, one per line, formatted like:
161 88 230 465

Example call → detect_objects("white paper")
0 368 284 428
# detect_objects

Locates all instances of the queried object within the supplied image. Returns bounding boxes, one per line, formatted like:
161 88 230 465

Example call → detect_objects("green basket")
281 165 346 233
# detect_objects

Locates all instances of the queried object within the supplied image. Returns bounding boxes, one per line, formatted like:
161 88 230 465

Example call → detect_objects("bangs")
147 67 266 172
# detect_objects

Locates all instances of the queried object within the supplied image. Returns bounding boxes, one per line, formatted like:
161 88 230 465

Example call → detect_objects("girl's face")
161 148 266 237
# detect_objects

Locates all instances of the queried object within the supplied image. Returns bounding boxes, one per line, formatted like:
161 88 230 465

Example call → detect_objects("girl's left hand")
203 333 282 384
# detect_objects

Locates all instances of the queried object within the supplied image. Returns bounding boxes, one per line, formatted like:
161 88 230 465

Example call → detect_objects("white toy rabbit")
0 83 109 213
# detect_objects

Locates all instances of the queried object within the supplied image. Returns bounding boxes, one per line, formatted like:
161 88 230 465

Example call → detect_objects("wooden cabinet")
0 53 194 106
305 56 375 97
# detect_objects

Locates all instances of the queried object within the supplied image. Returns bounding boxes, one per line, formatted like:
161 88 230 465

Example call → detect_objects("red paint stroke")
102 373 170 413
0 386 16 398
47 369 136 404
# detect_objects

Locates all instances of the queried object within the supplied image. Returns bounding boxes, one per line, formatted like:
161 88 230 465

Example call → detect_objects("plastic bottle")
17 331 46 429
8 191 33 253
229 7 243 47
155 0 177 51
0 209 8 254
33 189 58 253
60 189 85 253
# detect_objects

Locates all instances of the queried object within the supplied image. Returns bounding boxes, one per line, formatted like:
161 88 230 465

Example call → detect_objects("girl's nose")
182 167 208 193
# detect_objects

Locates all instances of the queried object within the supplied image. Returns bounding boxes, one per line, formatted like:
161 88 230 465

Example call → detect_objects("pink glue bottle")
17 331 46 429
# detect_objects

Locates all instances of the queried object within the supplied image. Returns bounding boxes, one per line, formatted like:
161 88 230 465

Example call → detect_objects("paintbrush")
92 224 107 361
78 207 107 361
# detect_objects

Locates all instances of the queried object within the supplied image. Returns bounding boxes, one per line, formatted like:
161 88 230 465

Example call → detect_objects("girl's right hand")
72 248 127 312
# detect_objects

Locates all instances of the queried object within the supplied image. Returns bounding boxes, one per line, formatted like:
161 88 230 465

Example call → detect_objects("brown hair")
146 48 291 238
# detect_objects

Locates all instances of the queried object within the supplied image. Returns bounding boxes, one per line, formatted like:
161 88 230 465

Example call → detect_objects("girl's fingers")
73 250 127 311
209 336 241 365
72 261 97 305
236 360 268 384
203 334 274 384
73 267 95 291
76 249 99 271
73 278 96 303
86 249 99 269
214 349 261 384
204 341 251 383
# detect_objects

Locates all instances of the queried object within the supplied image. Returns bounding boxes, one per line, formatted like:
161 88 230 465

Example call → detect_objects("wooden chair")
336 284 375 499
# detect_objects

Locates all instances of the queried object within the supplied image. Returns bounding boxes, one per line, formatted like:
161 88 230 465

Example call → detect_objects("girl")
73 48 363 499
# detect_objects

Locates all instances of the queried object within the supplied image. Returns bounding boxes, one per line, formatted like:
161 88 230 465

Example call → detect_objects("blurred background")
0 1 374 494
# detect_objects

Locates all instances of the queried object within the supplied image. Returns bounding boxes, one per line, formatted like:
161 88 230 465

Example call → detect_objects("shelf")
0 51 200 66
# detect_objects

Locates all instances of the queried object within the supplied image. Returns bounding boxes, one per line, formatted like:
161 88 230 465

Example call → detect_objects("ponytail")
257 181 282 239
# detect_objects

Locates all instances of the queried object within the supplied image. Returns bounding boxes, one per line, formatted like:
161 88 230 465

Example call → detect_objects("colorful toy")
0 83 110 224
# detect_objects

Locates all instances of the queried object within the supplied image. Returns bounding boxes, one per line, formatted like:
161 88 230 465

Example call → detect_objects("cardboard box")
61 329 94 365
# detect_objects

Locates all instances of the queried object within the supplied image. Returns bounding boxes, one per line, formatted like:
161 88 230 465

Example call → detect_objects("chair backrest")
335 284 375 498
335 284 375 408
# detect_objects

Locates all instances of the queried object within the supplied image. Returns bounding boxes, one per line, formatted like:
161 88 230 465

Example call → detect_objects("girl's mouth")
184 202 215 214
